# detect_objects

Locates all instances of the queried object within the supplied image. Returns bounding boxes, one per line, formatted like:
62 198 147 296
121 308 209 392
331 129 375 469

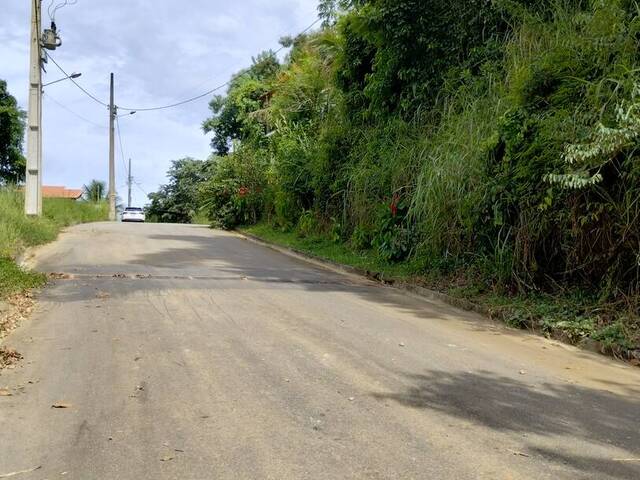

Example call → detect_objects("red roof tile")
41 186 83 199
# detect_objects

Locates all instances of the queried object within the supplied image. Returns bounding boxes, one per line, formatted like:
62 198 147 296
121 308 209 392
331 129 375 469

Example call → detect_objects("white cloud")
1 0 319 207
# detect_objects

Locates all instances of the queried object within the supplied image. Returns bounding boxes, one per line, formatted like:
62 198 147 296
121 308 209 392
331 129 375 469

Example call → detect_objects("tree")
335 0 510 117
83 180 106 202
317 0 354 27
0 80 26 184
146 158 213 223
203 51 280 155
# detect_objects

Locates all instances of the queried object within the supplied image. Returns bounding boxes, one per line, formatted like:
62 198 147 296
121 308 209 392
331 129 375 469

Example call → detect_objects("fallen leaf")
51 402 72 409
0 347 23 369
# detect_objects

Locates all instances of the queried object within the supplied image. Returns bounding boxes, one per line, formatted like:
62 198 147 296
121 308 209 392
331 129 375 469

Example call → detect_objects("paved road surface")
1 222 639 479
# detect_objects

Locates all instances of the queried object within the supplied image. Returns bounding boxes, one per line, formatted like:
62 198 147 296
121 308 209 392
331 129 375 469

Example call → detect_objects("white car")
122 207 146 223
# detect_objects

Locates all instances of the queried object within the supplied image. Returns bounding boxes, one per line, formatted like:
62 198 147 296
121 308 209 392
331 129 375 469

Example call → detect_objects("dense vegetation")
146 158 213 223
150 0 640 355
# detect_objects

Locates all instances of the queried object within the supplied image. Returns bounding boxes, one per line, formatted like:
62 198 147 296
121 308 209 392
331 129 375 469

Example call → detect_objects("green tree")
146 158 213 223
82 179 106 202
0 80 26 184
203 51 280 155
336 0 511 117
317 0 354 27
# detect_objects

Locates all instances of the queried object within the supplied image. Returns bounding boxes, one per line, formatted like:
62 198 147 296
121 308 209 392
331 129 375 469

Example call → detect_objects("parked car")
122 207 145 223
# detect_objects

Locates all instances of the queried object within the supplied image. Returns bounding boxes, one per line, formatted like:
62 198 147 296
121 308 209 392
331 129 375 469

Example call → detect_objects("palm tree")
83 180 106 203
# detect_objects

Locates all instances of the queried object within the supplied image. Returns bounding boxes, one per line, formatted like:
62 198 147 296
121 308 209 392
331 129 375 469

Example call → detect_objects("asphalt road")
1 222 639 479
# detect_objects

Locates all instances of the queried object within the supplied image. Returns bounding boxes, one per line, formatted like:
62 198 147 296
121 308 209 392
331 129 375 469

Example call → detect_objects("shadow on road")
45 231 492 329
26 227 640 479
372 369 640 479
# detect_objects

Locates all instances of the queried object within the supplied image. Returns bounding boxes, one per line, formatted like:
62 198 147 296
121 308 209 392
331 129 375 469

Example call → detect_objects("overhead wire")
47 0 78 22
115 17 323 112
41 14 323 200
133 181 148 197
116 115 148 201
46 52 110 107
114 115 131 185
44 16 322 113
43 91 105 129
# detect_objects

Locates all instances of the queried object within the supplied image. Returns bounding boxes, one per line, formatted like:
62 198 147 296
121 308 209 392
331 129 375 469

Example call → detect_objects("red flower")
390 193 399 217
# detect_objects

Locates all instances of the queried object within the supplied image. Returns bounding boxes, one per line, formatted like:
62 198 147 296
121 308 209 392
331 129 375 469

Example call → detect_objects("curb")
234 229 639 365
235 230 491 316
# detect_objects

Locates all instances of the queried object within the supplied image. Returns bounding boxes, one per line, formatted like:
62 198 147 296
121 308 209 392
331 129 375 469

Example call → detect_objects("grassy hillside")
0 188 108 299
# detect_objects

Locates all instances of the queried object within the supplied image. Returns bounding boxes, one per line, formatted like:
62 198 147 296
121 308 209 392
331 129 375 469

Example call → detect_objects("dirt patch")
0 291 36 340
0 346 23 369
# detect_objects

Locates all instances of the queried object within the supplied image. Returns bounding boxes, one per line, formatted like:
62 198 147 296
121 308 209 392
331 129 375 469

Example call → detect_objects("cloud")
1 0 319 207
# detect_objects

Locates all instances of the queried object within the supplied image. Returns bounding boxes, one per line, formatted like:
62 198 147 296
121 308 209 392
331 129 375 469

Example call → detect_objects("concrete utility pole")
108 73 116 221
25 0 43 216
127 158 132 208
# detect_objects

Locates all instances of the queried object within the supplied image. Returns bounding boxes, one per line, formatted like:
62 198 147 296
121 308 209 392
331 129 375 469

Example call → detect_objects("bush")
200 151 269 229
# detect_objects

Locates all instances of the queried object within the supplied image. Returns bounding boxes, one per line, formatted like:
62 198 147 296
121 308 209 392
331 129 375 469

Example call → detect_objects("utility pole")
127 158 132 208
25 0 43 216
108 72 116 221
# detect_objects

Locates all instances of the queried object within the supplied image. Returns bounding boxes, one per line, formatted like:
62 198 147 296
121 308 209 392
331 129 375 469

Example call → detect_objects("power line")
133 180 147 196
44 17 322 114
46 52 110 107
42 91 105 128
114 115 130 183
116 17 322 112
47 0 78 22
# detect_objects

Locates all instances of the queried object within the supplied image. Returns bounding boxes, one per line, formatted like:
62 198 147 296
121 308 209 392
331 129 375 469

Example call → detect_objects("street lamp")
42 72 81 87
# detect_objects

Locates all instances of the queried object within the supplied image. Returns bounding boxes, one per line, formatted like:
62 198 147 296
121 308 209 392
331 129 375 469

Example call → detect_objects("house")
41 186 83 200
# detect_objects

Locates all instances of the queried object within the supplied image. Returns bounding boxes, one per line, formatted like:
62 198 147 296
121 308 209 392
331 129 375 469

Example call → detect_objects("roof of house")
41 186 84 199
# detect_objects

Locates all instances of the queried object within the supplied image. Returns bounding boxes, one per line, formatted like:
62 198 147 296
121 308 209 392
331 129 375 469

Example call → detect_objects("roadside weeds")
236 228 640 367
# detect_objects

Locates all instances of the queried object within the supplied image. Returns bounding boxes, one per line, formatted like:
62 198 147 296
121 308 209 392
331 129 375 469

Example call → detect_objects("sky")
1 0 319 207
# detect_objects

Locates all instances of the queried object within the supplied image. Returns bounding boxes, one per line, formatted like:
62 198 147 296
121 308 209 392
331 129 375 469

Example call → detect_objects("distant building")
41 186 83 200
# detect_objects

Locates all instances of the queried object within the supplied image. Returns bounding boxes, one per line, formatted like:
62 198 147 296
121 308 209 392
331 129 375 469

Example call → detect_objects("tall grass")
410 87 506 260
0 187 108 259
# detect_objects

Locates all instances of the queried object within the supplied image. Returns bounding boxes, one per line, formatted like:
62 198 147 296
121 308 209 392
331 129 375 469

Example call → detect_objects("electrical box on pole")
25 2 63 216
25 0 43 216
